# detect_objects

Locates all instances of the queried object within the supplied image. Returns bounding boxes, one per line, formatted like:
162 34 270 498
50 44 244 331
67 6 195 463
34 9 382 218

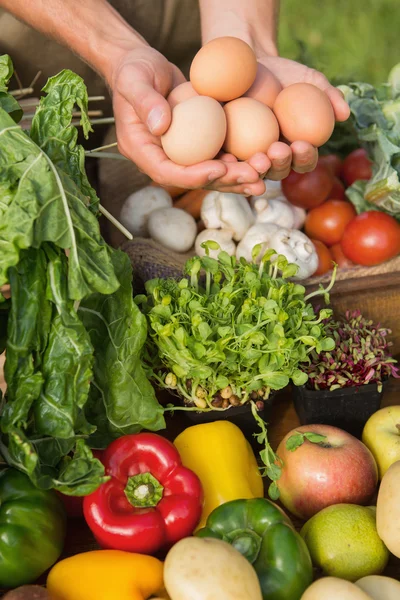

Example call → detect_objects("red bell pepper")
83 433 203 554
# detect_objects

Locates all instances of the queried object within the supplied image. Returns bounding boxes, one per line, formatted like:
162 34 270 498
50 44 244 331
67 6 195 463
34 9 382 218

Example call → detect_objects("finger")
208 160 262 187
219 153 238 163
325 86 351 122
206 180 266 196
290 141 318 173
117 66 172 136
246 152 271 175
264 141 292 180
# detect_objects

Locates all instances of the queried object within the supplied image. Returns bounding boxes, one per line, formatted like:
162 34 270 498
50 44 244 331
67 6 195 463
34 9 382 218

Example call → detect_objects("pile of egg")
161 37 335 166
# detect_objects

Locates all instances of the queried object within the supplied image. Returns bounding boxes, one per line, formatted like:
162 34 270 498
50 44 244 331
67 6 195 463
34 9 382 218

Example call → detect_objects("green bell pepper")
196 498 313 600
0 468 66 588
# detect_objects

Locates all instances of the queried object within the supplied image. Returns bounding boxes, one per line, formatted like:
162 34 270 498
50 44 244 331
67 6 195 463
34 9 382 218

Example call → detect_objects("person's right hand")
109 46 267 195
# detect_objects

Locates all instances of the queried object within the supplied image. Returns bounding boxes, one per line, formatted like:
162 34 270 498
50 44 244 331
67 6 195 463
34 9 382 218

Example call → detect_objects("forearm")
199 0 279 57
0 0 148 83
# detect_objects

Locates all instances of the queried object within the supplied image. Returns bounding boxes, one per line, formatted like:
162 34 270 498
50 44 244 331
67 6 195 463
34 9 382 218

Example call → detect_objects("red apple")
276 424 378 520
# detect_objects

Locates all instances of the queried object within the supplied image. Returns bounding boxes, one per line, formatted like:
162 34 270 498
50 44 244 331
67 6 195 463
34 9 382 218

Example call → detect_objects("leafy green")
0 55 164 493
30 70 99 213
340 63 400 218
0 83 118 300
79 249 165 447
0 55 22 123
139 248 334 484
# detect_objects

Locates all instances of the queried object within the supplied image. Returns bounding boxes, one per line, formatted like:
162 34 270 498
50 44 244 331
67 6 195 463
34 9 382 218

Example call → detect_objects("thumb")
116 63 172 136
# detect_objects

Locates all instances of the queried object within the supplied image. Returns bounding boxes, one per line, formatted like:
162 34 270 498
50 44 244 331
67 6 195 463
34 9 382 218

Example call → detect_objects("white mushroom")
268 228 318 280
120 186 173 237
236 223 280 263
195 229 236 258
251 179 283 202
148 207 197 253
281 199 307 229
252 197 296 229
201 192 255 241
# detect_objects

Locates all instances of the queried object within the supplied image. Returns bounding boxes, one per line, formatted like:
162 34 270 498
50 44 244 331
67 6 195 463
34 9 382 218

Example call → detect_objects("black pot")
293 382 385 438
180 398 273 449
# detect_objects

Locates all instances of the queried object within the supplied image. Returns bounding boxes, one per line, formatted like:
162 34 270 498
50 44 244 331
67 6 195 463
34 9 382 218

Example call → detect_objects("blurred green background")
279 0 398 85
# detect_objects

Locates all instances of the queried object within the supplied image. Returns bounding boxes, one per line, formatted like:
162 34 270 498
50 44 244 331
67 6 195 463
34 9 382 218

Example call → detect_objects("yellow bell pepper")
47 550 164 600
174 421 263 528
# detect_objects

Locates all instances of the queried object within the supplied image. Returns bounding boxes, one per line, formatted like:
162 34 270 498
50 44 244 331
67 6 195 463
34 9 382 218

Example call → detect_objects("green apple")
301 504 389 581
362 405 400 479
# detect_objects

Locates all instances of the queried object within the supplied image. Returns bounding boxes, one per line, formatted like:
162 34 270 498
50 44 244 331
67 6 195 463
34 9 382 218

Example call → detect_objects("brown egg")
244 64 282 108
161 96 226 166
167 82 199 109
273 83 335 146
223 98 280 160
190 37 257 102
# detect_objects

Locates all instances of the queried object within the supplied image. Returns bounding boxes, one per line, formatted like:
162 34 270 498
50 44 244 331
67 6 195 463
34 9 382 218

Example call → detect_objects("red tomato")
341 211 400 266
330 243 354 269
281 164 333 209
305 200 357 246
319 154 342 177
328 177 346 200
341 148 372 186
311 239 333 276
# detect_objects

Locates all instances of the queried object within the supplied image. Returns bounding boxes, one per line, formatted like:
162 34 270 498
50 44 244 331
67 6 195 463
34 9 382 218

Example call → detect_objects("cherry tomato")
282 164 333 210
328 177 346 200
305 200 357 246
311 239 333 276
341 211 400 266
341 148 372 186
319 154 342 177
330 243 354 269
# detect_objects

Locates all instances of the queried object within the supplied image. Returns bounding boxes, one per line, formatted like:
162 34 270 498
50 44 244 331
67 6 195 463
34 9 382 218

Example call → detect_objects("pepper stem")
124 472 164 508
226 529 262 564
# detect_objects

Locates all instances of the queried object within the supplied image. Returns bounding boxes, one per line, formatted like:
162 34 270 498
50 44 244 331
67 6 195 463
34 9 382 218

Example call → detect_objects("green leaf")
0 100 119 300
303 432 327 444
286 432 305 451
292 370 308 386
0 55 22 122
79 249 165 446
30 70 98 212
268 481 280 501
53 439 108 495
33 245 95 439
2 248 50 431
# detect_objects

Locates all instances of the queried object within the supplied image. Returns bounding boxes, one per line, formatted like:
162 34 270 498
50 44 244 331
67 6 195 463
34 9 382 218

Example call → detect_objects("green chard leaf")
33 245 95 439
79 249 165 447
0 107 118 299
0 55 22 123
29 69 99 212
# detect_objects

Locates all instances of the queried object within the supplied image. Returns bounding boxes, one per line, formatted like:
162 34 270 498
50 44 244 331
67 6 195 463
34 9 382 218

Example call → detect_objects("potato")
300 577 373 600
3 586 50 599
356 575 400 599
164 537 262 600
376 460 400 558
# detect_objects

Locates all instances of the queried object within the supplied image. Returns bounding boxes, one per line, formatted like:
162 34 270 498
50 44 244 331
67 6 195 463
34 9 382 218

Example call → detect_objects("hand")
257 54 351 180
110 47 267 195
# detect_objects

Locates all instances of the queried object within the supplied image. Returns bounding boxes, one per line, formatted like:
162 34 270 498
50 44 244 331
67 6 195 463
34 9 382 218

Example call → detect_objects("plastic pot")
293 382 385 438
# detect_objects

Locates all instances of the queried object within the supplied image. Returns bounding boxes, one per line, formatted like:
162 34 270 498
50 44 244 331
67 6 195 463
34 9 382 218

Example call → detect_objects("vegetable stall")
1 40 400 600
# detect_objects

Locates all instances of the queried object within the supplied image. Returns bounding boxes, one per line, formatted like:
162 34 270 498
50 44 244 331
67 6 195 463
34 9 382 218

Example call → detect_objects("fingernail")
147 107 164 133
275 159 288 167
237 177 245 184
244 188 252 196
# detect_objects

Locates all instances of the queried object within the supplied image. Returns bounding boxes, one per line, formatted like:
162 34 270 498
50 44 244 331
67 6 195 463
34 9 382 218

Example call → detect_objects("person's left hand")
216 54 350 182
254 54 350 180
